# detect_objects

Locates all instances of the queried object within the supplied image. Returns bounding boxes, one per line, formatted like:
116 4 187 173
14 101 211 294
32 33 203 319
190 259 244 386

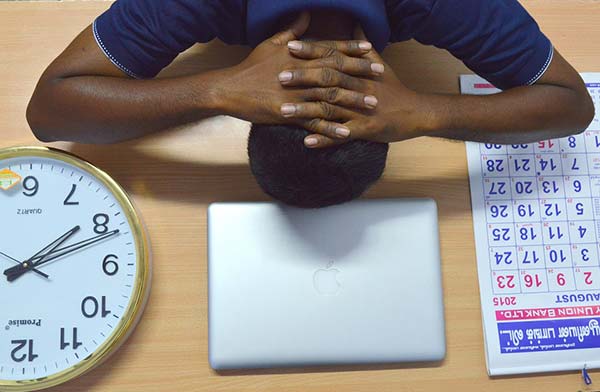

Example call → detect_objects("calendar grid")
480 134 600 294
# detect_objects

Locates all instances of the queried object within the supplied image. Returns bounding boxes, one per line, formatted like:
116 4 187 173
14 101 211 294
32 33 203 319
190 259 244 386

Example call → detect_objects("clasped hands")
219 13 436 148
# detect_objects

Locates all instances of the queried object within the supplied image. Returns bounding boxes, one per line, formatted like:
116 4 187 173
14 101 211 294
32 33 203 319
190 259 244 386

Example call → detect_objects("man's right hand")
215 12 384 136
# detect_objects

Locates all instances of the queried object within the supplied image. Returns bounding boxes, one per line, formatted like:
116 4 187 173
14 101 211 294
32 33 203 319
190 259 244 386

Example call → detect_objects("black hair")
248 124 389 208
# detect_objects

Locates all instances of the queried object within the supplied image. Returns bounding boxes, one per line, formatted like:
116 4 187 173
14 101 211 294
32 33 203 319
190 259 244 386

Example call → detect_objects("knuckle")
306 118 321 131
333 54 345 71
325 87 340 103
320 68 336 85
351 92 365 106
293 69 305 81
318 102 335 118
347 41 359 52
323 47 337 58
359 59 372 73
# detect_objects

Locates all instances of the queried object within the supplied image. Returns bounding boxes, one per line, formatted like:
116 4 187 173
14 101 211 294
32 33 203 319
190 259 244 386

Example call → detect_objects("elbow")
26 103 56 143
26 87 60 143
570 89 596 136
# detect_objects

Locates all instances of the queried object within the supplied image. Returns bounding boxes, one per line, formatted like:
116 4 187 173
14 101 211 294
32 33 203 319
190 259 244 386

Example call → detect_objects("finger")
281 102 356 123
303 133 346 149
270 12 310 45
303 55 383 77
300 118 352 140
303 87 378 109
352 24 385 63
287 40 372 58
278 68 367 91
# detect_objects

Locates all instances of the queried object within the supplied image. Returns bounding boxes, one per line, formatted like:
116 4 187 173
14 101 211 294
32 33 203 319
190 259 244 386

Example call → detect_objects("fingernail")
281 104 296 116
287 40 303 51
364 95 378 108
359 41 372 51
278 71 293 82
371 63 384 74
335 126 350 138
305 137 319 146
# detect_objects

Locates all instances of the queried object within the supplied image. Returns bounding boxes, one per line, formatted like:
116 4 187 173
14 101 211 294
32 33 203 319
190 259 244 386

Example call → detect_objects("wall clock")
0 146 151 391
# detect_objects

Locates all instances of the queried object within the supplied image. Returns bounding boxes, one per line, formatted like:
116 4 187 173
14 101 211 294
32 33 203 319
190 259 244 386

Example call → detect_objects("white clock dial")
0 148 150 390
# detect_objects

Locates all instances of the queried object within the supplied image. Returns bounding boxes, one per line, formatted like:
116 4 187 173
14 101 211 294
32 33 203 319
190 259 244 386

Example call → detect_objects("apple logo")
313 261 341 296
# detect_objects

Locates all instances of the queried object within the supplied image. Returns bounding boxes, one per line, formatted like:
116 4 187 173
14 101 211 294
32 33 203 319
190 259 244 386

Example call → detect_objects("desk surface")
1 1 599 391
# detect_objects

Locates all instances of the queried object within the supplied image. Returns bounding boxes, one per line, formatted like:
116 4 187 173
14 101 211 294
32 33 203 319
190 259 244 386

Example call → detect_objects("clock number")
60 327 83 350
102 254 119 276
93 213 110 234
10 340 38 363
63 184 80 205
22 176 39 197
81 296 111 318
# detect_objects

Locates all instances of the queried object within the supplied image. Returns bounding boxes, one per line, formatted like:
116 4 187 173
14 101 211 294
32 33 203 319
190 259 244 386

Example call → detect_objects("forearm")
27 70 225 144
427 83 595 144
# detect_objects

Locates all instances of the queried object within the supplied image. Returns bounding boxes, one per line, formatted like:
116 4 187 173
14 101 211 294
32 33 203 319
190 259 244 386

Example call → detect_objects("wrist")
414 93 450 137
191 67 235 117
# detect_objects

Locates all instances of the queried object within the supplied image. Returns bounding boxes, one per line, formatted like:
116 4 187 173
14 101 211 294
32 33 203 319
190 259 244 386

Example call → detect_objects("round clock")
0 146 151 391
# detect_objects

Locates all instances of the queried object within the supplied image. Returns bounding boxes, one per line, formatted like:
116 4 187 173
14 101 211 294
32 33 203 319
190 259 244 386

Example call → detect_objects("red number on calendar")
538 140 555 149
557 273 566 286
497 275 516 289
585 271 593 285
524 274 542 288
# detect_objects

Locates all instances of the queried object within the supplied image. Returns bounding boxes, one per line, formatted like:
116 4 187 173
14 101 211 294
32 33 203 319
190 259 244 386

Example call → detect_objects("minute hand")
4 230 120 280
29 229 120 267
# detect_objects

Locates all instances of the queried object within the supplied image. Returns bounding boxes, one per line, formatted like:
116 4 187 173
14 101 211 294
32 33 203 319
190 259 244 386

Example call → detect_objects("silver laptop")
208 199 445 370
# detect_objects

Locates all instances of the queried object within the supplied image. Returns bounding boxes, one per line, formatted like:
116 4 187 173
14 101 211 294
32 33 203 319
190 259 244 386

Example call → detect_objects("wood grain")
0 1 599 391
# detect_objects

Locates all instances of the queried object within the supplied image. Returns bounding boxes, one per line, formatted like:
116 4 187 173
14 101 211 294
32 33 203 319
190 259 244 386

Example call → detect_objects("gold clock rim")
0 146 151 392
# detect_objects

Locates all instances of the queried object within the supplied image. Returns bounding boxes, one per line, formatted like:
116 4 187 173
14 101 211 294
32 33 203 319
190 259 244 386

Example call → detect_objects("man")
27 1 595 207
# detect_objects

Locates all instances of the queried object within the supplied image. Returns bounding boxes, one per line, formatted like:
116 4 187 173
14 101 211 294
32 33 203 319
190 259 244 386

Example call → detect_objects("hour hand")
0 251 49 279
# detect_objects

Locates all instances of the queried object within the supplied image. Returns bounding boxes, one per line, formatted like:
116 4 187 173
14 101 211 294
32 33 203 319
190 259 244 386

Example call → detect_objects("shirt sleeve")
387 0 554 90
93 0 246 79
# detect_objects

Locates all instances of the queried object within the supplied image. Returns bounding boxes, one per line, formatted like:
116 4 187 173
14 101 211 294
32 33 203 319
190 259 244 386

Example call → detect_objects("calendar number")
516 204 535 218
549 249 567 263
515 181 533 195
492 228 511 241
497 274 516 289
538 140 555 150
521 250 540 265
490 204 509 218
523 273 543 288
490 182 507 195
486 159 505 173
574 268 600 290
542 180 560 194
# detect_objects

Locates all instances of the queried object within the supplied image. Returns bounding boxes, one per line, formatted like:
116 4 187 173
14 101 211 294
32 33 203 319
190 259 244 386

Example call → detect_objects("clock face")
0 148 149 389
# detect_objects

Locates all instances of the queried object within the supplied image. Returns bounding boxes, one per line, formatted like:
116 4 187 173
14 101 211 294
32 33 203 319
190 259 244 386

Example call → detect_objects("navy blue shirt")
93 0 553 90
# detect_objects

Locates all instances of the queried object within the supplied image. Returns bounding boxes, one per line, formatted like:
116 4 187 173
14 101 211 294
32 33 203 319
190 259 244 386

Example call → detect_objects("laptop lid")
208 199 445 370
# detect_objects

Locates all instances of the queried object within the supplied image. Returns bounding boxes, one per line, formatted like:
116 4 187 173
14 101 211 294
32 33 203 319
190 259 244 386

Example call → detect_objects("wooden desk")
1 1 599 391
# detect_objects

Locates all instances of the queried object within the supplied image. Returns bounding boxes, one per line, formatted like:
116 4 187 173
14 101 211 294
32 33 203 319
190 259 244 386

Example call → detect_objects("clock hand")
30 229 120 268
3 226 80 282
0 251 49 279
4 229 120 280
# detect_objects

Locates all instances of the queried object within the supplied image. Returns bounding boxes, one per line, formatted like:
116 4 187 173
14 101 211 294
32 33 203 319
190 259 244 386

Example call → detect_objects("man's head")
248 124 389 208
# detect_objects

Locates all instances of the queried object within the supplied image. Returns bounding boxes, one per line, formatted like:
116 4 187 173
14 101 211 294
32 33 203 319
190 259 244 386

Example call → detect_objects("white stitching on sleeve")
527 45 554 86
93 19 143 79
